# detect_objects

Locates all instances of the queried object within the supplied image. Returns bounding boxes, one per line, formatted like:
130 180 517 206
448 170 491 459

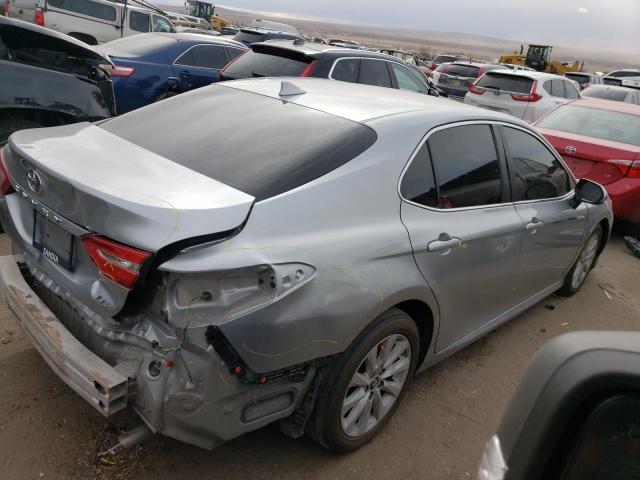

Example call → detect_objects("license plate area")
451 79 461 87
33 212 74 270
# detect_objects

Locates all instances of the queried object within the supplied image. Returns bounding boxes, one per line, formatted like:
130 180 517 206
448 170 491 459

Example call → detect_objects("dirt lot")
0 231 638 480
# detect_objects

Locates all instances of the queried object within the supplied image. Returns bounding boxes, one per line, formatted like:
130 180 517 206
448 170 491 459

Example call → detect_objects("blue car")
97 33 247 114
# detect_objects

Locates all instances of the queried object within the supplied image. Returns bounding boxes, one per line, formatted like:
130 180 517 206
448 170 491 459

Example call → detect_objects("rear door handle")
428 235 462 253
525 218 544 234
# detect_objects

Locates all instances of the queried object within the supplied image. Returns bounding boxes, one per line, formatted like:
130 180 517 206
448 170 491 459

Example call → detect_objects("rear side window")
400 143 438 207
358 59 392 87
476 72 533 94
129 11 150 33
47 0 116 21
222 47 312 78
566 73 589 83
445 64 480 78
544 79 566 97
226 47 245 61
331 58 359 83
176 45 227 69
428 125 502 208
152 15 175 33
100 86 377 200
503 127 570 201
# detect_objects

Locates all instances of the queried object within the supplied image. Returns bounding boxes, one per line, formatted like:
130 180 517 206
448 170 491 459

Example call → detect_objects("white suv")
464 70 580 123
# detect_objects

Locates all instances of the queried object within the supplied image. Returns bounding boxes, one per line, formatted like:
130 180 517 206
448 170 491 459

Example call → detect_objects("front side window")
332 58 359 83
563 81 580 99
400 143 438 207
358 59 392 88
129 11 150 32
428 125 502 208
390 63 428 94
503 127 570 201
153 15 175 33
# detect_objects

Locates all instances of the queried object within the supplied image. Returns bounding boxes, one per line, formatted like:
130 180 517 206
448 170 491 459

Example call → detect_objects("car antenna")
279 81 306 97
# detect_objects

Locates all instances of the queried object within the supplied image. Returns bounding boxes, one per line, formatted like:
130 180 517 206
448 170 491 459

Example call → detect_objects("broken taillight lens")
608 159 640 178
82 235 151 289
0 147 14 195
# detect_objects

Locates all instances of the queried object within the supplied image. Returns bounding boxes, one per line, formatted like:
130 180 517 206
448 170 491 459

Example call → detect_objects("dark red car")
534 98 640 232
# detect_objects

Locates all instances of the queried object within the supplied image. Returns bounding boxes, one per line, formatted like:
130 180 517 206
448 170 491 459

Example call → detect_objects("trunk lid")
6 123 255 252
537 127 640 185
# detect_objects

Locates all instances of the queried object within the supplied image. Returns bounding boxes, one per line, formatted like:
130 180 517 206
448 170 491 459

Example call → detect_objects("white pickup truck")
3 0 175 44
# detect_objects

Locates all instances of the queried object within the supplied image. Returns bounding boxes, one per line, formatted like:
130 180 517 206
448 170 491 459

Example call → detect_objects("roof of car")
154 32 246 48
566 98 640 115
220 77 523 123
583 84 636 92
251 40 407 61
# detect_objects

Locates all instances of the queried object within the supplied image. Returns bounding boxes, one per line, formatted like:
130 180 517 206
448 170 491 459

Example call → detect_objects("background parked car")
580 84 640 104
426 53 470 73
564 71 604 90
534 98 640 234
0 16 115 144
379 48 430 73
19 0 175 44
220 40 441 96
219 25 239 36
602 68 640 85
175 26 219 36
166 11 211 31
435 61 507 98
232 23 303 46
498 62 536 72
465 70 580 122
97 33 246 114
429 61 451 83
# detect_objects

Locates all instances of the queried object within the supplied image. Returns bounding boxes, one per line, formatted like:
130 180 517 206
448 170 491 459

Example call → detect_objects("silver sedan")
0 78 612 452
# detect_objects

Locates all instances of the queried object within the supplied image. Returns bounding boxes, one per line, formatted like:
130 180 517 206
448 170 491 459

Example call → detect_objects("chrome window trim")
397 120 575 213
173 43 227 69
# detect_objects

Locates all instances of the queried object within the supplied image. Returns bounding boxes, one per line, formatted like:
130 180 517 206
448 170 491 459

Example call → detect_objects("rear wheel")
556 226 602 297
307 308 419 452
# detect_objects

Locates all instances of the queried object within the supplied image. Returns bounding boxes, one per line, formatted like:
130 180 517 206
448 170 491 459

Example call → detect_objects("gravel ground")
0 231 638 480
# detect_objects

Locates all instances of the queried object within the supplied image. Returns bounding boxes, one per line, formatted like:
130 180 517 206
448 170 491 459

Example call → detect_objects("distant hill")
156 3 638 72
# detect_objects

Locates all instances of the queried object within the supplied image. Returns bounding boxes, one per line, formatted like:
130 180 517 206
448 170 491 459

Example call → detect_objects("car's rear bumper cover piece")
0 255 128 416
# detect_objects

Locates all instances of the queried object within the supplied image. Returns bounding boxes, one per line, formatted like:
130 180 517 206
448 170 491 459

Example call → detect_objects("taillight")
511 80 542 102
99 63 135 77
468 83 485 95
34 9 44 26
300 59 319 77
82 235 151 289
608 159 640 178
0 147 14 195
477 67 485 77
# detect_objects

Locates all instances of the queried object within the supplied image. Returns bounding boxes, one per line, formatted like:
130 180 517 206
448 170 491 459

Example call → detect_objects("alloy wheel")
571 233 600 290
340 334 412 438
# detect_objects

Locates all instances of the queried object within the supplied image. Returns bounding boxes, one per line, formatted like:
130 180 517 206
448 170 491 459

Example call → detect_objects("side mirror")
570 178 605 208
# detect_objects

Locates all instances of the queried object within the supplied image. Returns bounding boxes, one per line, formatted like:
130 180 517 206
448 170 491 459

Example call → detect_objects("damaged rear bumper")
0 255 128 416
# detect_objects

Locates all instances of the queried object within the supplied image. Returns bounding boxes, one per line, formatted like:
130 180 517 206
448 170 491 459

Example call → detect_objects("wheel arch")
597 218 610 256
391 299 435 370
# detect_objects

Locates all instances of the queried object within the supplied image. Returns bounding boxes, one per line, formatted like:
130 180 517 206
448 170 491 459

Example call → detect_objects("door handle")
525 218 544 234
428 234 462 253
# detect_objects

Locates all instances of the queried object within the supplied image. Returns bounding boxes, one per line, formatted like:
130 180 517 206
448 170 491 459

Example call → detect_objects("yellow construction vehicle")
500 45 583 74
184 0 230 32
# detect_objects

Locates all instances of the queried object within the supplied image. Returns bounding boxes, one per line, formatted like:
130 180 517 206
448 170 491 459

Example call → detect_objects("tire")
154 92 169 103
556 225 602 297
307 308 419 452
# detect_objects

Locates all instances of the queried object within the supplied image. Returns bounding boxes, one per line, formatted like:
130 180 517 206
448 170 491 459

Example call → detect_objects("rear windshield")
102 34 176 56
433 55 455 63
222 46 312 79
539 105 640 147
100 86 377 200
445 64 480 78
476 72 533 94
581 87 629 102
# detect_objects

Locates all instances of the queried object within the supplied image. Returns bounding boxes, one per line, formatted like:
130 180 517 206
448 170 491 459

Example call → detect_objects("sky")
171 0 640 55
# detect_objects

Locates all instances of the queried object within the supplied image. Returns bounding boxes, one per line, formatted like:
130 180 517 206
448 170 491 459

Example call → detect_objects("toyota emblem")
26 169 43 195
565 145 577 154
